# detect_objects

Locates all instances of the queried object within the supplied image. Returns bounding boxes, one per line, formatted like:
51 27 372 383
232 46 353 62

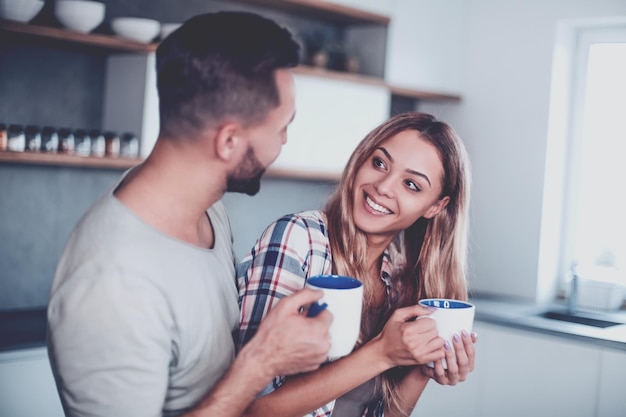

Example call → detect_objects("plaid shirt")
237 210 397 417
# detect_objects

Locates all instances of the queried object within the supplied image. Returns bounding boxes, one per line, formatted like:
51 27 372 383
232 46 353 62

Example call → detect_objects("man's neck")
114 140 225 248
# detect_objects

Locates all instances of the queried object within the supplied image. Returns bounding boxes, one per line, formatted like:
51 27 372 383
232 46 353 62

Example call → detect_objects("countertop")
1 298 626 353
471 296 626 351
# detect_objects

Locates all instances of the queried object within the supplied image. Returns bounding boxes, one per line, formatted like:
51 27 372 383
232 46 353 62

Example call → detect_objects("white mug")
418 298 475 368
306 275 363 359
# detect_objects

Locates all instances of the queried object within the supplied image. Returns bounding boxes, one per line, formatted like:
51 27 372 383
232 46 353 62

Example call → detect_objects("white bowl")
160 22 181 40
55 0 105 33
0 0 44 23
111 17 160 44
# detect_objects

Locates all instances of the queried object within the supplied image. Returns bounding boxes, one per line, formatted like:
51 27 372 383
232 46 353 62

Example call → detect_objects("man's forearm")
182 346 273 417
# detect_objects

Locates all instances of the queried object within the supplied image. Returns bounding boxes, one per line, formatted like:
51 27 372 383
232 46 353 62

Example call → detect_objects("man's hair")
156 12 300 139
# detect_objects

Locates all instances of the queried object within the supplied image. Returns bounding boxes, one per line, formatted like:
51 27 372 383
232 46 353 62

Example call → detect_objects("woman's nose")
373 175 395 198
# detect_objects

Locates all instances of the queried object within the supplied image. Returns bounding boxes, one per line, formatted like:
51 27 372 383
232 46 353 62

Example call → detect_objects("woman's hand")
372 304 445 368
421 330 477 385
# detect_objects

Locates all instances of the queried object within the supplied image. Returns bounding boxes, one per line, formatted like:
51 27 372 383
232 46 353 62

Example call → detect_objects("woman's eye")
405 180 421 192
373 157 386 169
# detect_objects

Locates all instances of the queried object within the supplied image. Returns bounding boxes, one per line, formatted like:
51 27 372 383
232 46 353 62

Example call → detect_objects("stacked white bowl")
55 0 106 33
0 0 44 23
111 17 160 43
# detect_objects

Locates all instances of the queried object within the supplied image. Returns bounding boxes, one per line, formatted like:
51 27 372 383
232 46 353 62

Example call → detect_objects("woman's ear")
423 196 450 219
214 122 241 162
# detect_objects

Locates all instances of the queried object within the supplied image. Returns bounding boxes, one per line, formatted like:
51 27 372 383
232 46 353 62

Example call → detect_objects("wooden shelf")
236 0 390 25
1 19 460 102
0 151 142 170
293 66 461 101
0 150 342 180
0 20 157 53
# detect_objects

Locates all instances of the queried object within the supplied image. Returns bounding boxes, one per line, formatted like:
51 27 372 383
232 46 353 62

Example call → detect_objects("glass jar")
40 126 59 153
104 131 120 158
74 129 92 157
7 124 25 152
89 129 106 157
120 132 139 158
0 123 7 151
57 128 75 154
24 125 41 152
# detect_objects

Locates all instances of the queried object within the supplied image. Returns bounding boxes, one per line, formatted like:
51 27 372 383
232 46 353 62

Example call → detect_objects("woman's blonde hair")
324 112 471 415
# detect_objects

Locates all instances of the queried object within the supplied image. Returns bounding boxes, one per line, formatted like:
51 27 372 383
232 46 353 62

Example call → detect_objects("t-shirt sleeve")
47 265 173 417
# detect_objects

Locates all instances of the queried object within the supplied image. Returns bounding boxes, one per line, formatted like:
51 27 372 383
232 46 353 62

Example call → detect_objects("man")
47 11 332 417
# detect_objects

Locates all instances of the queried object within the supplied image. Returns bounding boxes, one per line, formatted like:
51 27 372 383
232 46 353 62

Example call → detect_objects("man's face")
227 69 296 196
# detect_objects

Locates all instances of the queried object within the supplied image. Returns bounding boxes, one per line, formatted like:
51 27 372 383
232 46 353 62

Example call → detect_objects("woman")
237 112 476 417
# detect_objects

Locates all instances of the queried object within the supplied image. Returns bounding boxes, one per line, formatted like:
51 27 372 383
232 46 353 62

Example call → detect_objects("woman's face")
352 129 450 239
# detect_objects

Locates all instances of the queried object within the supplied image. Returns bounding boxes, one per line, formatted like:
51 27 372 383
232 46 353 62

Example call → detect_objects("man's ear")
423 196 450 219
214 122 241 162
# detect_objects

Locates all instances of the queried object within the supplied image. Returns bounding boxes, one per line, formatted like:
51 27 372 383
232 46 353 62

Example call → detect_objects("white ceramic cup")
306 275 363 359
418 298 475 368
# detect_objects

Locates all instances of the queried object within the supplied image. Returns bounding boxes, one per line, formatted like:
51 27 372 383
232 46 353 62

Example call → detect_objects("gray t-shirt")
47 178 239 417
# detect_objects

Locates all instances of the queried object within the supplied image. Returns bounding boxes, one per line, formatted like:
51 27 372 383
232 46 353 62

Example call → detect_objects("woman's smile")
364 193 393 215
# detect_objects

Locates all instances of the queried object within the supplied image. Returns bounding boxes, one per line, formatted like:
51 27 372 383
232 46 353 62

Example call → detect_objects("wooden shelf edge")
0 151 142 170
0 19 158 53
0 152 341 181
236 0 389 25
388 85 462 102
265 167 340 182
294 66 462 102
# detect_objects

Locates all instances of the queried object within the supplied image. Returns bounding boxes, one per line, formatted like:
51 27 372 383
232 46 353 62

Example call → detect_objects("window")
561 26 626 286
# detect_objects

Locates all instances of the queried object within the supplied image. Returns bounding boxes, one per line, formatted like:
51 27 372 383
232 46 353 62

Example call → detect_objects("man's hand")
243 288 332 377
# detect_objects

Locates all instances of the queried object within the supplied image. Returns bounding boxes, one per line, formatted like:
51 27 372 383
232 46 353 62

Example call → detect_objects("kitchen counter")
1 299 626 353
0 308 47 352
471 296 626 351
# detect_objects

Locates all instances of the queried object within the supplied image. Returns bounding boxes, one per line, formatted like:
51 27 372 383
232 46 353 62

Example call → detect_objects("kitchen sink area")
471 296 626 352
536 308 625 329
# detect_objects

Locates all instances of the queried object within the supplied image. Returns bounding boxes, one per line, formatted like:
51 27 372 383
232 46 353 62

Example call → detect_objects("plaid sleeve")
236 212 332 349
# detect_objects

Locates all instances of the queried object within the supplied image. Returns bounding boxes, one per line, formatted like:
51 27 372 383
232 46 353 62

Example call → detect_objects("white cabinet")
0 347 64 417
272 73 390 176
385 0 469 94
477 324 601 417
103 53 159 158
413 322 619 417
598 348 626 417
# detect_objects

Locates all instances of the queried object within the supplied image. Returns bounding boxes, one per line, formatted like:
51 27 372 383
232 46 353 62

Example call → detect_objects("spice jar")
7 124 25 152
104 131 120 158
0 123 7 151
40 126 59 153
120 132 139 158
57 128 75 154
74 129 92 156
24 125 41 152
89 129 106 157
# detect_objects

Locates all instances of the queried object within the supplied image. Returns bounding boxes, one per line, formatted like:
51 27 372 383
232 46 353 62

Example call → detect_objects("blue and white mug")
418 298 475 368
306 275 363 359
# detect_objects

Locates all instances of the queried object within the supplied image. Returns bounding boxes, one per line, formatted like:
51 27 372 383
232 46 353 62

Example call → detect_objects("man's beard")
226 146 266 196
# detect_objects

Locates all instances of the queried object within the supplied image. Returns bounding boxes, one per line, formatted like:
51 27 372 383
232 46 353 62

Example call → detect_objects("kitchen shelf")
236 0 390 25
1 19 460 102
0 151 340 181
0 19 157 53
0 151 142 170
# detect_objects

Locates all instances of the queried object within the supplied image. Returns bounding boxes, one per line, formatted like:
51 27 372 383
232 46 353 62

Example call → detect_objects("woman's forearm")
384 367 430 417
242 339 393 417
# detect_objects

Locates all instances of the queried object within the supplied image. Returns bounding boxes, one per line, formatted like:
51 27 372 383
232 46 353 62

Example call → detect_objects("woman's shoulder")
268 210 329 241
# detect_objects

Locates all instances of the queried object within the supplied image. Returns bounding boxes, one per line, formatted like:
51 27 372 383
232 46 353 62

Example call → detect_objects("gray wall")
0 161 335 310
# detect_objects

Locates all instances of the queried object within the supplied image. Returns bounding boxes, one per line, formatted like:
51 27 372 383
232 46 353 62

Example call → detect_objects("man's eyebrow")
376 146 432 187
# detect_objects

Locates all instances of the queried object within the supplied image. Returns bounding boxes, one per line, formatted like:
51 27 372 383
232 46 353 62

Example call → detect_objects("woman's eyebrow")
376 146 432 187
